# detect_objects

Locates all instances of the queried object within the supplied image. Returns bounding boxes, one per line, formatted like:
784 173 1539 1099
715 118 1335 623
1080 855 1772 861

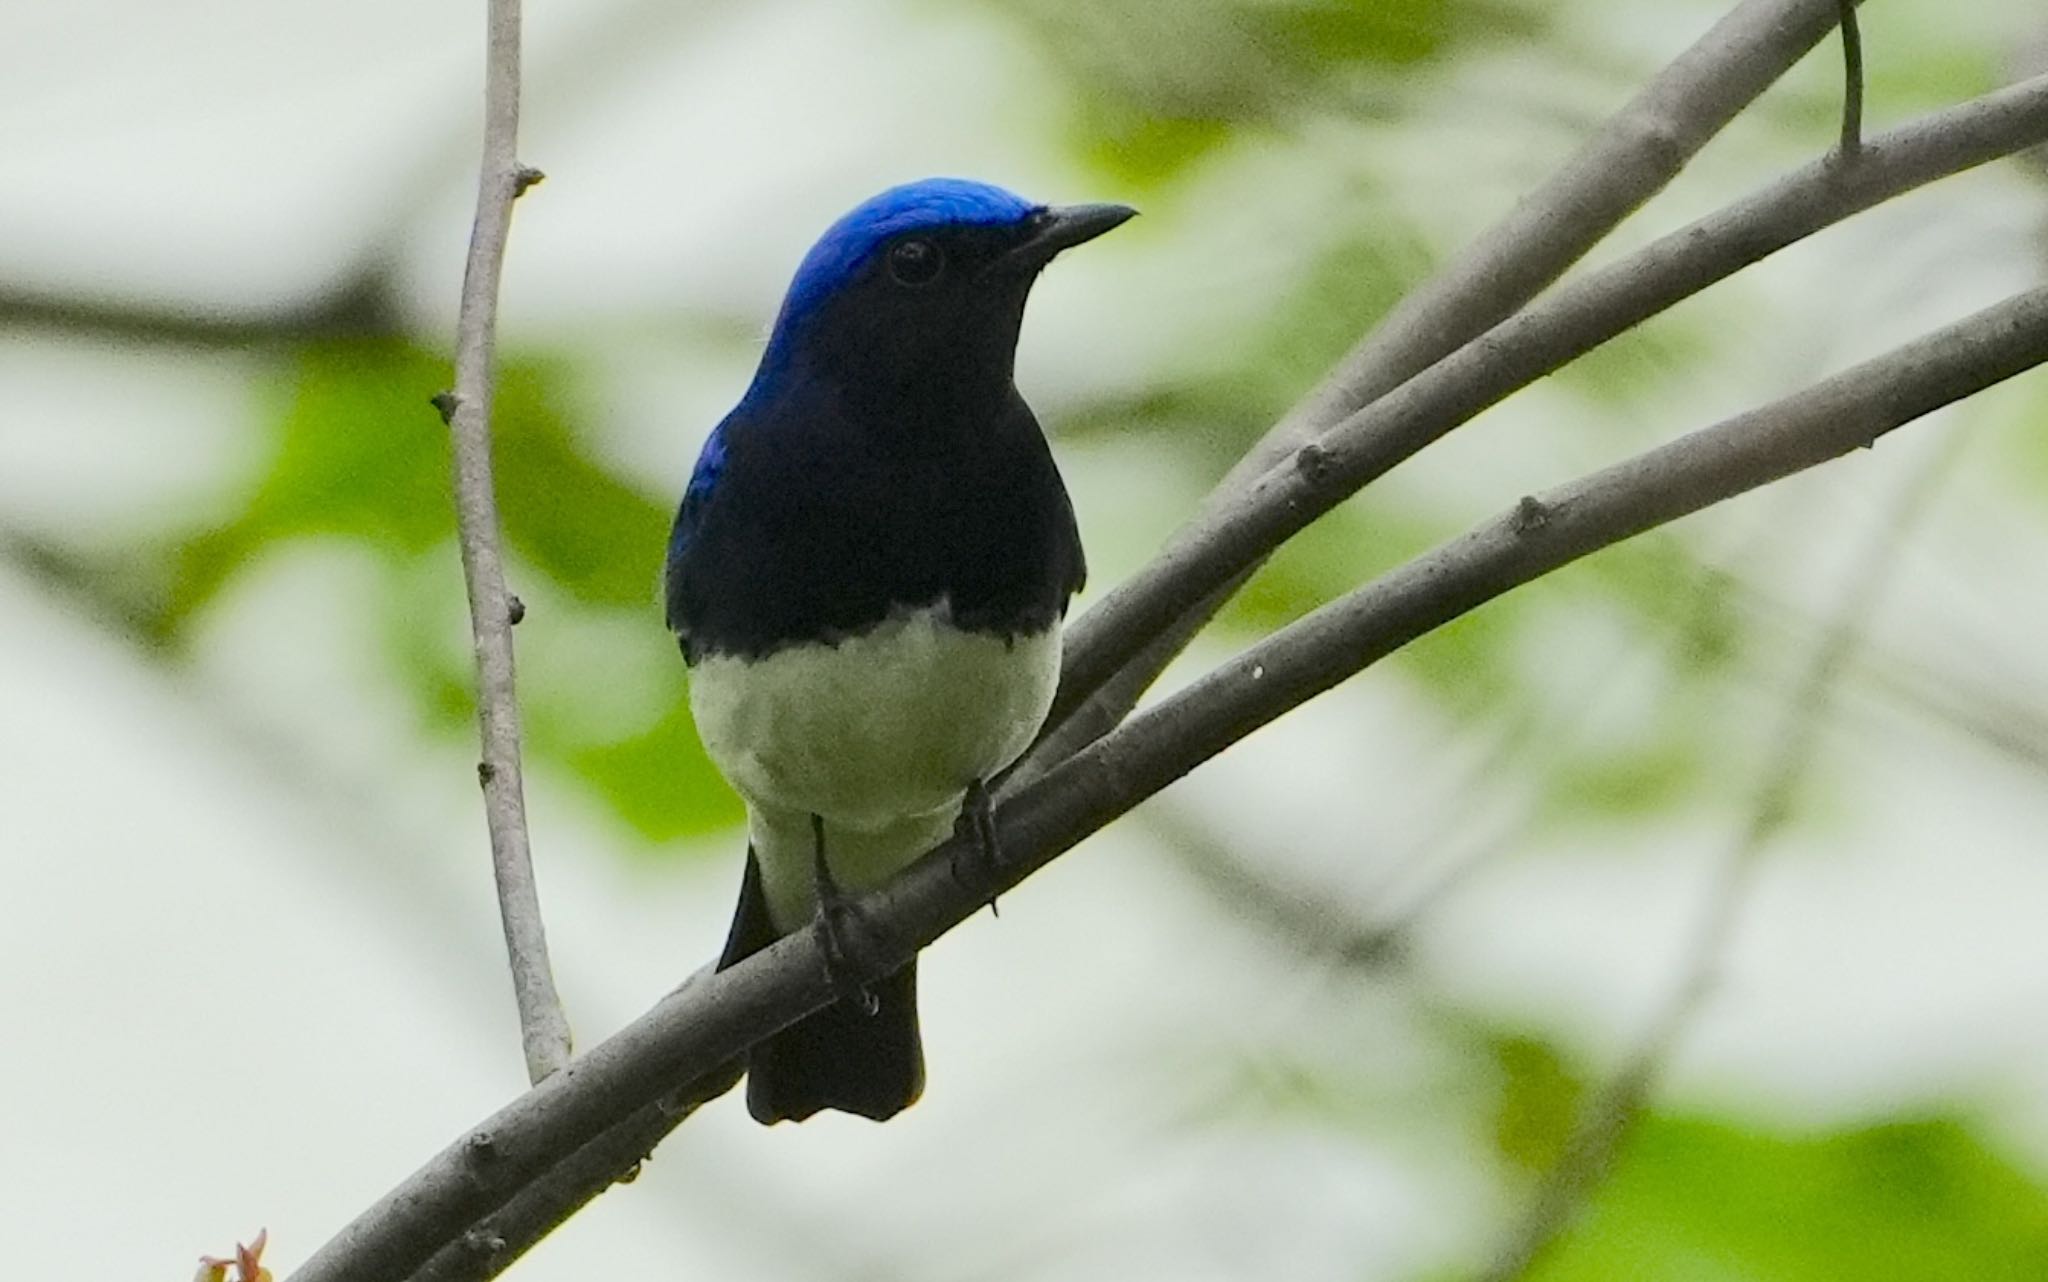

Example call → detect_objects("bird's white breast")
688 605 1060 928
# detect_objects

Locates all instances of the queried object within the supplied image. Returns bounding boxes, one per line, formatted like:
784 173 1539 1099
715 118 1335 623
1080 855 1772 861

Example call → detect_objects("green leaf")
1551 319 1713 416
566 690 745 844
153 336 672 636
1532 1115 2048 1282
1260 0 1453 69
136 335 733 849
154 338 457 636
1481 1034 2048 1282
1491 1032 1586 1172
1221 499 1436 633
990 0 1539 185
1543 731 1705 820
1078 111 1236 189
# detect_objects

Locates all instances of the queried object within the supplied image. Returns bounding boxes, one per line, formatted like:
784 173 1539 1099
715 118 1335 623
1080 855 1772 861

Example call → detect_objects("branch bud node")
1513 495 1552 534
1293 441 1334 485
460 1228 507 1260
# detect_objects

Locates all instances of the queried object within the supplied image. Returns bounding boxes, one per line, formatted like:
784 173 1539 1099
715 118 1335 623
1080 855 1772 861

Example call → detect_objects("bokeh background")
6 0 2048 1277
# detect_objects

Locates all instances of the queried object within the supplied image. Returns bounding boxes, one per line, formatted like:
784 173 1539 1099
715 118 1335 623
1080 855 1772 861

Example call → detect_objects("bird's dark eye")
887 238 944 287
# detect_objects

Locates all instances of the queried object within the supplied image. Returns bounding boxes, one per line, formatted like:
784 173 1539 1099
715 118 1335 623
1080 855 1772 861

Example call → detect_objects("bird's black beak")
998 202 1137 273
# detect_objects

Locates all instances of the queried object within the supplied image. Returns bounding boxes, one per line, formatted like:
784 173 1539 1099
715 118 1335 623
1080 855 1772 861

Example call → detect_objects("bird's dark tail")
718 848 925 1124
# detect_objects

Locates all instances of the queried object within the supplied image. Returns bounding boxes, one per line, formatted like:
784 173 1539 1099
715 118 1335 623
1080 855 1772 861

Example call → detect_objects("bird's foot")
949 778 1002 918
810 814 880 1015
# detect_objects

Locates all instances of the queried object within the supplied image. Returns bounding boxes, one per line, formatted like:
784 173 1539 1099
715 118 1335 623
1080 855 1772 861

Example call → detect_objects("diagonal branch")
1248 0 1867 462
402 1095 711 1282
1041 0 1871 747
438 0 571 1086
403 971 741 1282
287 283 2048 1282
1035 69 2048 771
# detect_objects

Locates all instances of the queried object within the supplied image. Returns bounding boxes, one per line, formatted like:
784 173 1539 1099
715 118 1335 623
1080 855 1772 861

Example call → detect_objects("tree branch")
439 0 571 1086
403 973 742 1282
0 269 401 349
1040 70 2048 762
401 1097 694 1282
286 282 2048 1282
1262 0 1869 459
1042 0 1871 745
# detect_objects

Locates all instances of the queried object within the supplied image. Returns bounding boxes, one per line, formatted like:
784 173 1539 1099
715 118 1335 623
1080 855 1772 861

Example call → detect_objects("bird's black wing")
663 411 741 644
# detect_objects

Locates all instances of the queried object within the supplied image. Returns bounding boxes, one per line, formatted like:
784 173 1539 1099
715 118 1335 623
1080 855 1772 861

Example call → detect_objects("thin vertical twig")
1837 0 1866 159
438 0 571 1085
1475 438 1964 1282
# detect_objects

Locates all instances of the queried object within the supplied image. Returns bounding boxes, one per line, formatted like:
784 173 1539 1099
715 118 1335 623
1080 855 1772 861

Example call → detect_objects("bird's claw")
810 814 881 1015
949 778 1002 918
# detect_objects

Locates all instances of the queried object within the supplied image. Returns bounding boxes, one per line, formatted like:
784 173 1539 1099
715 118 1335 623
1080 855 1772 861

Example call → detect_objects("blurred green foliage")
1542 1115 2048 1281
156 338 665 629
15 0 2046 1274
986 0 1541 186
95 0 1750 859
1477 1032 2048 1281
141 335 738 840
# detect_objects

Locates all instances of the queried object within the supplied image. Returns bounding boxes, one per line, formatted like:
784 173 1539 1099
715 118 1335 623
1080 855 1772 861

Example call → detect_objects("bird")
663 178 1134 1124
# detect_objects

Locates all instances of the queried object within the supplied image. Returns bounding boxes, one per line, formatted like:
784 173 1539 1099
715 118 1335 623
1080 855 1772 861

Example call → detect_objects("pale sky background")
4 0 2048 1278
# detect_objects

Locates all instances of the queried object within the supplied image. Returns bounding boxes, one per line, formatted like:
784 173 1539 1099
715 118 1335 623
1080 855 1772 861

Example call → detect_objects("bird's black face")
802 204 1136 424
806 220 1040 405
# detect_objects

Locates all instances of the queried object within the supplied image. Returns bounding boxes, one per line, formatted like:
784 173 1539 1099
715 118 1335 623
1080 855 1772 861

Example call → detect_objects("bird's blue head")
751 178 1135 414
